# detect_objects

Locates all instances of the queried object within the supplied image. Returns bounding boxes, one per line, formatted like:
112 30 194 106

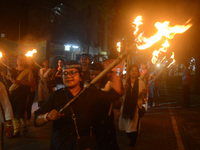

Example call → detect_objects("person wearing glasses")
34 60 122 150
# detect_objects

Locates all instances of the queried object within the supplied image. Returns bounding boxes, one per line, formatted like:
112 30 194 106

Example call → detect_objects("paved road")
4 83 200 150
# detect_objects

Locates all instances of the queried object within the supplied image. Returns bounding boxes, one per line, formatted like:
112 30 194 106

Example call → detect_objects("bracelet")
44 112 50 122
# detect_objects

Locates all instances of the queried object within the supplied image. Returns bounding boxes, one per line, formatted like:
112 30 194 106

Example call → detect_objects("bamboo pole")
0 61 11 69
33 60 42 69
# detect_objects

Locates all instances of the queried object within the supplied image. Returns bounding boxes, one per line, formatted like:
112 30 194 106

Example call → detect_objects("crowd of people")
0 53 191 150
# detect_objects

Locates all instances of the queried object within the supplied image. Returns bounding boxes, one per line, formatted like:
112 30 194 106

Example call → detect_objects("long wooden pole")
0 61 11 69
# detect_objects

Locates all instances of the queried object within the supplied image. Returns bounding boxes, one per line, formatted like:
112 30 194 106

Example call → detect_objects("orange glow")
151 40 169 64
136 21 192 50
117 42 121 52
132 15 143 35
0 52 2 58
132 16 192 69
167 52 175 68
25 49 37 57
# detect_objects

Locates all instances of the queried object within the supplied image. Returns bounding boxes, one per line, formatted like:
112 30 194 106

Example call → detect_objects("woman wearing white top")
0 81 13 148
119 64 146 150
38 59 53 107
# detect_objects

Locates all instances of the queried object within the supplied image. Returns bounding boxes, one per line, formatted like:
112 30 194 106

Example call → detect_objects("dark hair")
58 59 64 62
80 54 90 59
64 60 83 88
17 54 28 68
128 64 140 76
64 60 82 78
90 62 104 71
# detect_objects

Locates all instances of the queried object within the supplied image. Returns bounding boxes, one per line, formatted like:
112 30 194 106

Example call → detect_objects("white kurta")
38 68 52 102
119 79 146 133
0 82 13 123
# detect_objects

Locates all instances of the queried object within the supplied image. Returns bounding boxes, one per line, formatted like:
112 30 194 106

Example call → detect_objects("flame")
136 21 192 50
25 49 37 57
117 42 121 52
132 16 192 70
151 40 170 64
0 52 2 58
167 52 175 68
132 15 143 35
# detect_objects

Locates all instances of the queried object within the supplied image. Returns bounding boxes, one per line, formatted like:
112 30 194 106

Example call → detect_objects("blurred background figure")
2 55 33 137
38 59 53 107
139 62 148 84
182 62 192 108
148 71 160 108
80 54 91 87
26 58 39 125
53 59 65 91
0 81 13 148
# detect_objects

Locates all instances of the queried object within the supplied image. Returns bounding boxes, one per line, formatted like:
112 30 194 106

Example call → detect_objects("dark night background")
0 0 200 92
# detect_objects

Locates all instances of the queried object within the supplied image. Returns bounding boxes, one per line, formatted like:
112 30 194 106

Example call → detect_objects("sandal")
5 126 14 138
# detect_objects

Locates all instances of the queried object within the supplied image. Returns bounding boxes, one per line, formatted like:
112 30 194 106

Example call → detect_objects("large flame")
151 40 169 64
25 49 37 57
136 20 192 50
0 52 2 58
132 15 143 35
132 16 192 69
117 42 121 52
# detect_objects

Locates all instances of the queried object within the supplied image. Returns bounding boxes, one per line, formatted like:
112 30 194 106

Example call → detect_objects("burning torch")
25 49 42 68
0 52 11 69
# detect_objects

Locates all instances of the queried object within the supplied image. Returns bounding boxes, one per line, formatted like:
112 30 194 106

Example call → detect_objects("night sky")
0 0 199 62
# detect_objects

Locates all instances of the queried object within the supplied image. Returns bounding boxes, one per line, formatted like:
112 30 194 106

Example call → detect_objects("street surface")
4 81 200 150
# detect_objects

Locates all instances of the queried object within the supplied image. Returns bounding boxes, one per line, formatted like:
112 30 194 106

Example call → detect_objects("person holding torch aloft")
2 54 33 137
34 60 122 150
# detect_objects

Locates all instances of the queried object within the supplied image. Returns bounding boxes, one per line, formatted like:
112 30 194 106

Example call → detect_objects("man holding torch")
34 60 122 150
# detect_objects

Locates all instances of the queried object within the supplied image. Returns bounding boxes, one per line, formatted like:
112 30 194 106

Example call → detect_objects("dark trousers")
183 84 190 108
127 132 138 147
26 91 36 120
0 123 4 150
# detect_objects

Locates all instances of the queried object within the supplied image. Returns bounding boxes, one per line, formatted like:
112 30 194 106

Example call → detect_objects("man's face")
129 67 139 78
63 68 82 88
80 57 89 66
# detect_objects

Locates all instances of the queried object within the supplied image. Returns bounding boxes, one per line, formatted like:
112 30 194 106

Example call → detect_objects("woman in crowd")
37 59 53 107
119 64 146 150
0 81 13 145
2 54 33 137
52 59 65 91
26 58 39 125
